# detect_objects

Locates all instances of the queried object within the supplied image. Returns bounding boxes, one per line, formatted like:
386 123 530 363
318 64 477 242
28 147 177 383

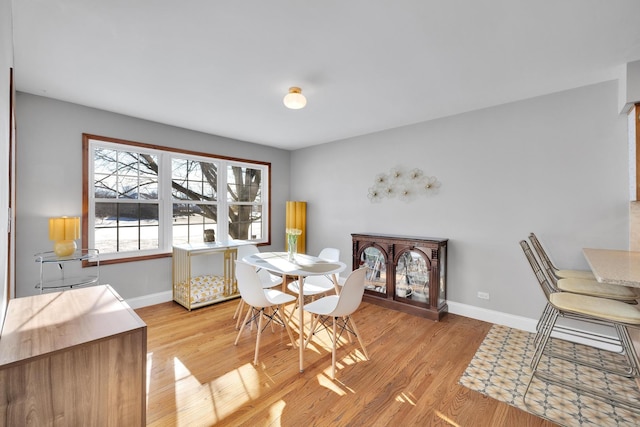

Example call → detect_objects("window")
83 134 270 263
171 158 219 246
227 164 264 241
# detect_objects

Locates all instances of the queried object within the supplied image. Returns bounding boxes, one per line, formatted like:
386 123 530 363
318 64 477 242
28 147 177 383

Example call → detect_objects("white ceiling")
11 0 640 150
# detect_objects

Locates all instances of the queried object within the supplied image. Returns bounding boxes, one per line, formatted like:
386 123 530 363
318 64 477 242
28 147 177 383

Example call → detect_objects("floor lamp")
285 201 306 254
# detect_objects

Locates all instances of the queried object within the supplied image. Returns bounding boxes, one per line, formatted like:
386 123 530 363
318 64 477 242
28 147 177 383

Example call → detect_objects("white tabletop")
242 251 346 277
583 248 640 288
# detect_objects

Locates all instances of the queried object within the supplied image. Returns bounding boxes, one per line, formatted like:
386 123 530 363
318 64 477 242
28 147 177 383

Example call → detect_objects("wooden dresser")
0 285 147 426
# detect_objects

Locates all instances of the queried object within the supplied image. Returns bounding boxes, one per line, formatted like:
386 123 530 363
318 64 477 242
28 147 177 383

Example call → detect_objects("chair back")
235 261 272 308
237 244 259 261
330 268 366 317
528 233 559 281
519 240 556 298
318 248 340 262
302 248 341 287
236 244 277 284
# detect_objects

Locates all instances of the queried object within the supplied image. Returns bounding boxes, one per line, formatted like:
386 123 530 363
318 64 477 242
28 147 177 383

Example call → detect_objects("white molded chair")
286 248 344 327
234 261 296 365
303 267 369 379
287 248 343 298
234 244 284 329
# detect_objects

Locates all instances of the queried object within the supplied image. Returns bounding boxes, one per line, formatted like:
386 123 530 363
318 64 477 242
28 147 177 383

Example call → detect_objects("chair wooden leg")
269 307 276 333
279 305 297 348
286 300 298 325
344 315 354 343
234 299 245 330
287 296 313 338
331 316 337 380
304 314 320 349
348 316 369 360
254 308 264 365
235 305 253 346
233 298 243 318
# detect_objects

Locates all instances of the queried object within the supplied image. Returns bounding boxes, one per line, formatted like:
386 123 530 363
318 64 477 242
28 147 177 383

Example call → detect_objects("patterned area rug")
459 324 640 427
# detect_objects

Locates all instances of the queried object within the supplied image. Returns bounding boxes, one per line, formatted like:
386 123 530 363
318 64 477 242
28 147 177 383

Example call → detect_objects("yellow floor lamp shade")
285 201 306 254
49 216 80 257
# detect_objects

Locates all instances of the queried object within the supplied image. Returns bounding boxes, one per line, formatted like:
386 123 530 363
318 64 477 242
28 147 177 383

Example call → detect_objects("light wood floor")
136 299 555 426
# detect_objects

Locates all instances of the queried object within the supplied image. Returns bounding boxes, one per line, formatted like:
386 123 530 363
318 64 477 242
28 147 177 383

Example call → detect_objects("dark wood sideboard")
352 233 448 321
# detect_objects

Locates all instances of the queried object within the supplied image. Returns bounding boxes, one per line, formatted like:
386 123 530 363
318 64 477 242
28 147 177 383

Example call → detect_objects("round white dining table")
241 251 346 372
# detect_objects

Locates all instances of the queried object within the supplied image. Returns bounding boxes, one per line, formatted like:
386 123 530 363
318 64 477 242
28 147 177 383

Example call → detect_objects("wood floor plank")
136 299 556 426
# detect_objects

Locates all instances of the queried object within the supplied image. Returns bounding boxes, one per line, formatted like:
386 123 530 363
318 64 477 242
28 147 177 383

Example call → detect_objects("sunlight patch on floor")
267 400 286 426
395 391 416 405
435 410 460 426
173 358 261 426
146 352 153 408
317 373 347 395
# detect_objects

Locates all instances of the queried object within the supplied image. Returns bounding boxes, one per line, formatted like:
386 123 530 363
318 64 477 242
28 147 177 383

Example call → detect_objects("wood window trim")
82 133 272 266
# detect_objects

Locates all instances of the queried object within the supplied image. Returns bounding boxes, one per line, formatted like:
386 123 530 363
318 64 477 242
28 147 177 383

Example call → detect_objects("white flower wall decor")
368 166 441 203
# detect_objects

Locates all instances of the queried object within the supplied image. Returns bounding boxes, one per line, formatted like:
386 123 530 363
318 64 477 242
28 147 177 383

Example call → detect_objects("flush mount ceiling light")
283 87 307 110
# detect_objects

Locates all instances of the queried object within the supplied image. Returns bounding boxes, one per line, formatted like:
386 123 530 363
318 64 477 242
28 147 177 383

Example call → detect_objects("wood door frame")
7 67 15 300
635 103 640 201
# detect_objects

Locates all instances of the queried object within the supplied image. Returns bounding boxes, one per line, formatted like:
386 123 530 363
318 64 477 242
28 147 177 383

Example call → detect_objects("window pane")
94 148 118 174
187 179 203 195
172 158 188 181
139 153 158 177
228 204 262 240
138 178 158 199
94 202 159 254
118 176 139 198
94 148 159 201
172 203 217 245
228 166 261 202
94 173 117 198
172 159 217 202
118 152 141 176
199 163 216 198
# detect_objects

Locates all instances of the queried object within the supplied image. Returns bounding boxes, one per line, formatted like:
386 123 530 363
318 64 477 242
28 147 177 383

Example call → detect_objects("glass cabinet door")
395 250 430 303
361 246 386 295
438 248 446 305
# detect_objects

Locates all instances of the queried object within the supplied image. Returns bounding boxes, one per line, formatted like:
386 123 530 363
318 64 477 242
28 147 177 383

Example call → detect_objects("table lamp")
49 216 80 257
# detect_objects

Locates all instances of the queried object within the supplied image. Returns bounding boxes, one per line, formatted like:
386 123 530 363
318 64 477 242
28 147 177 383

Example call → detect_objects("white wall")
291 80 628 320
15 93 291 300
0 0 13 327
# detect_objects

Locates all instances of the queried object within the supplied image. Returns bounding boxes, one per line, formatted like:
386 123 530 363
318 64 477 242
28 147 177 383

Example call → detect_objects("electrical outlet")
477 291 490 300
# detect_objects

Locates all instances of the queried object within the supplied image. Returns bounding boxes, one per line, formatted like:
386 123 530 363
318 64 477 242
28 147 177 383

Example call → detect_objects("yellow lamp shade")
285 201 306 254
49 216 80 256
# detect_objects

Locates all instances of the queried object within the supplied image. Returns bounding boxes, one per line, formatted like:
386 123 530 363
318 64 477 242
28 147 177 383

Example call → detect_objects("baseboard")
126 290 173 309
448 301 537 332
447 301 621 352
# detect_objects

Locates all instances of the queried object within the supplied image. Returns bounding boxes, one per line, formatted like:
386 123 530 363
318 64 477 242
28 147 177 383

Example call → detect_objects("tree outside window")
83 134 270 263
